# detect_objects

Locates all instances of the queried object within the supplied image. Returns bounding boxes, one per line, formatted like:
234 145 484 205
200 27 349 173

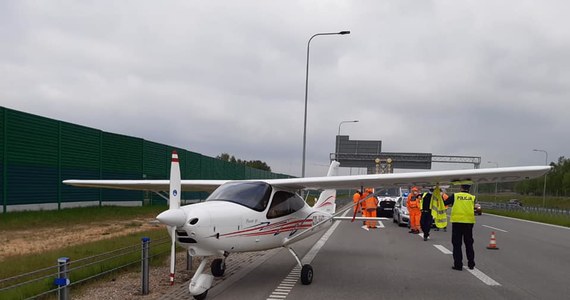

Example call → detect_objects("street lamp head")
338 31 351 35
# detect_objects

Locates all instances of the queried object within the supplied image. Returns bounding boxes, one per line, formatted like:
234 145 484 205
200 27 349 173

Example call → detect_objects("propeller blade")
167 151 182 285
169 151 181 210
169 226 176 285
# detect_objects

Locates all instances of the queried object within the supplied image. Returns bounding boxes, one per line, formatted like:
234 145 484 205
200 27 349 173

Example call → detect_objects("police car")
392 194 409 226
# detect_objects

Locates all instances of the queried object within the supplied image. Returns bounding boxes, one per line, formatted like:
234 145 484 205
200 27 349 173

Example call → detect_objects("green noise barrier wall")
0 107 293 212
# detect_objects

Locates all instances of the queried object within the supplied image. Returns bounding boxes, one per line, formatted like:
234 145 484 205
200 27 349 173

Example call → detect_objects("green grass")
476 194 570 209
0 205 171 299
0 228 170 300
485 209 570 227
0 205 167 231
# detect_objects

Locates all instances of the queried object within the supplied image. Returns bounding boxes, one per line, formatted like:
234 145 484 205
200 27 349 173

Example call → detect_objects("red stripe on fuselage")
220 219 312 238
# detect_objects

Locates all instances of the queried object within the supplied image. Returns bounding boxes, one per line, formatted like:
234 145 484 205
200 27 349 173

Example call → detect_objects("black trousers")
420 211 432 235
451 223 475 268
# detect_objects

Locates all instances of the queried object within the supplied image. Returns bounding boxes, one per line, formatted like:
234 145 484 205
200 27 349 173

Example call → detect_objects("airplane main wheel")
211 258 225 277
193 290 208 300
300 264 313 285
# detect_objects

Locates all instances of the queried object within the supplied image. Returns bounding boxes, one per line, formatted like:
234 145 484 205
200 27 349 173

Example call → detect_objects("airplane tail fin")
313 161 340 214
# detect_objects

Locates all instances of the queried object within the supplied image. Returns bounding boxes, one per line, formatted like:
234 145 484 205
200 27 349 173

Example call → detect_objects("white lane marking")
361 225 370 231
487 213 570 230
266 211 348 300
433 245 501 286
434 245 452 254
377 221 385 228
482 225 508 233
467 268 501 286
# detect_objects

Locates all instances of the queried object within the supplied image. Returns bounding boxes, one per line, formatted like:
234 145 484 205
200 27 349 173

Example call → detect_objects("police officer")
444 184 476 270
420 188 434 241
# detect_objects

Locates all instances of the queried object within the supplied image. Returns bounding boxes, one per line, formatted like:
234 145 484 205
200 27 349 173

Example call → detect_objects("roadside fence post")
56 257 70 300
186 250 193 270
141 237 150 295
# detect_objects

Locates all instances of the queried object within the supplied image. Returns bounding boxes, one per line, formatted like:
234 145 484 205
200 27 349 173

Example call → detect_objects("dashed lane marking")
434 244 453 254
433 244 501 286
482 225 508 233
266 211 348 300
467 268 501 286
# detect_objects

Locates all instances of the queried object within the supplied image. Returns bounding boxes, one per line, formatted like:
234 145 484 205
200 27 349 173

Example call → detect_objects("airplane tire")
211 258 225 277
301 264 313 285
193 290 208 300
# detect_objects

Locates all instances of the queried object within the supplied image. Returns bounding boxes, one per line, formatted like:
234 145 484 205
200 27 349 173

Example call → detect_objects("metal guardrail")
479 202 570 215
0 236 172 300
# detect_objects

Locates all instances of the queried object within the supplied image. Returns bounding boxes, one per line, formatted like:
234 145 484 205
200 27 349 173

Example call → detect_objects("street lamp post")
335 120 358 161
533 149 548 207
488 161 499 201
302 30 350 177
337 120 359 136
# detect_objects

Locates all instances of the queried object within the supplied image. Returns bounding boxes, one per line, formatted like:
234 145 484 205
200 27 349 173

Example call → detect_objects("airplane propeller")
155 151 185 286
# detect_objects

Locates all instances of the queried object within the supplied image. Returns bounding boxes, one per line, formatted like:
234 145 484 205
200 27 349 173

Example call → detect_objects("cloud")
1 0 569 177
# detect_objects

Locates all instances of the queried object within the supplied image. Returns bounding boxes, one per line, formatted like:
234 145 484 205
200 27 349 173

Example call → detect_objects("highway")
207 214 570 300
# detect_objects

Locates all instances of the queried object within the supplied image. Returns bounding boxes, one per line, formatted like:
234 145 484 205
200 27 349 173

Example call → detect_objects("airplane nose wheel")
301 264 313 285
193 290 208 300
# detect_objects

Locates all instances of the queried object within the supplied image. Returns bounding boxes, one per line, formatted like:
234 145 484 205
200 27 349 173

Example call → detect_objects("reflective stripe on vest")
450 192 476 224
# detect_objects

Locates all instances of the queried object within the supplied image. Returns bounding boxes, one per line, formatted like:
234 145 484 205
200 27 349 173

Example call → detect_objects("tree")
216 153 272 172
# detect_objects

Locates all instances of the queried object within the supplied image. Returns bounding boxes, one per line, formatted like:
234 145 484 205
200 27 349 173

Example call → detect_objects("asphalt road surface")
206 214 569 300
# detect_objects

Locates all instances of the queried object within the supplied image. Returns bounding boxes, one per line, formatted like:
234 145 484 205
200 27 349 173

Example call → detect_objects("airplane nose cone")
156 208 186 227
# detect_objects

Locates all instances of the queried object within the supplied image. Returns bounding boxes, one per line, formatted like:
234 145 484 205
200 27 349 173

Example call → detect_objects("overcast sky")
2 1 568 177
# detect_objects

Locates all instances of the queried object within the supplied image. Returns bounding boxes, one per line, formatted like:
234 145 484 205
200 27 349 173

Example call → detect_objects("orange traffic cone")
487 231 499 250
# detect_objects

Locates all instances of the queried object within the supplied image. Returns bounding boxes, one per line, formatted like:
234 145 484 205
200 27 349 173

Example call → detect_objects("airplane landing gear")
189 259 213 299
301 264 313 285
286 247 313 285
211 259 225 277
193 290 208 300
211 251 229 277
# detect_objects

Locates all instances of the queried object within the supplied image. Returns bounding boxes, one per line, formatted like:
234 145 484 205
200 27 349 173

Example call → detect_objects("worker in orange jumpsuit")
361 188 370 226
365 189 379 228
407 186 421 234
352 189 362 215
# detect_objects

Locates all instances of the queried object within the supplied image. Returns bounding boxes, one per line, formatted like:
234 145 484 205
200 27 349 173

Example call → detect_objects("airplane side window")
267 191 305 219
206 181 272 212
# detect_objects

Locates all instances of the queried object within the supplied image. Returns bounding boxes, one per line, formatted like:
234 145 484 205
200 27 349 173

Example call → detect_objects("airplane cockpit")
206 181 272 212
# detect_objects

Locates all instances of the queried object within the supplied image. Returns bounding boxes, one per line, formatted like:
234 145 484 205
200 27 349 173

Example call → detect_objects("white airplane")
64 151 550 300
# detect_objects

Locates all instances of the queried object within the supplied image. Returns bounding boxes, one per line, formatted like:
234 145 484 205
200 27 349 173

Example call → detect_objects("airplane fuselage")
170 183 332 256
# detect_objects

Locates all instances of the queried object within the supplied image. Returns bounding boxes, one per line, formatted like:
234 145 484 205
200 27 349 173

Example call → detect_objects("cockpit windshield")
206 181 272 212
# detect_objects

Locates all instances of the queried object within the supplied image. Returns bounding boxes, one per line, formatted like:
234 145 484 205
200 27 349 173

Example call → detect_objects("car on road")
508 199 523 207
392 196 409 227
375 187 406 218
474 202 482 215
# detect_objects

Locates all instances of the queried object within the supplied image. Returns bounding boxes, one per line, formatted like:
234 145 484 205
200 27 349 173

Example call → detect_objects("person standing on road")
407 187 421 234
353 189 362 216
420 188 434 241
444 184 476 271
365 189 379 228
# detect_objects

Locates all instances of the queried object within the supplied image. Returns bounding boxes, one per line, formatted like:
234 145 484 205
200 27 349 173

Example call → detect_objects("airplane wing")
64 165 549 193
63 179 228 193
265 166 550 190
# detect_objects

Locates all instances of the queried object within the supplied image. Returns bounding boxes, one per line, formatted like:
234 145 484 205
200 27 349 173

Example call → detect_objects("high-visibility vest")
450 192 476 224
431 187 448 228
